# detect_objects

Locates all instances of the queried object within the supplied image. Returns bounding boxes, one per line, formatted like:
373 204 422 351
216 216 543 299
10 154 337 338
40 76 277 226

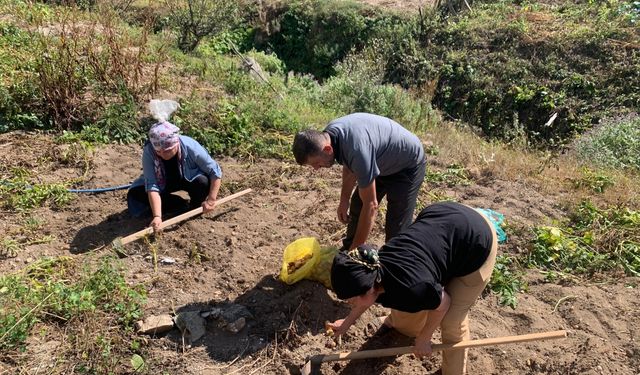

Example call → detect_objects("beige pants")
385 213 498 375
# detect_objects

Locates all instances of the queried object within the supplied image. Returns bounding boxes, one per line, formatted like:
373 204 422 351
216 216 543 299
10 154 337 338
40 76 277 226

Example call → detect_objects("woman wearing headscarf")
327 201 498 375
127 121 222 232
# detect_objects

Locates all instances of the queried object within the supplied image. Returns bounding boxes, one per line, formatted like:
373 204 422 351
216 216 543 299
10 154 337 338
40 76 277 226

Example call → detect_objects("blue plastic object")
476 208 507 244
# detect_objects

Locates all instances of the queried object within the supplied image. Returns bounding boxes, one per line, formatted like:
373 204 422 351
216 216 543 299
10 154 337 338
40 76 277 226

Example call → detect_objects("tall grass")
574 116 640 171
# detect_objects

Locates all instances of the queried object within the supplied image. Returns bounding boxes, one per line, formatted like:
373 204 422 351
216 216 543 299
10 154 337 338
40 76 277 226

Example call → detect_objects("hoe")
301 329 567 375
111 188 252 250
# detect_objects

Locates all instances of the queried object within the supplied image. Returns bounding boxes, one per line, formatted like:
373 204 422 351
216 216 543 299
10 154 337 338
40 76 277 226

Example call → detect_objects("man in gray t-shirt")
292 112 426 250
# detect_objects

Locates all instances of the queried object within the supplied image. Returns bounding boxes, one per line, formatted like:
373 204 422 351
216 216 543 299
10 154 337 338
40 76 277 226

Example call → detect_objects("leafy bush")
528 200 640 278
263 0 380 80
199 27 255 56
574 116 640 171
321 42 436 132
0 4 158 136
92 94 145 144
245 49 286 75
0 22 47 131
174 98 254 157
424 164 471 187
165 0 243 52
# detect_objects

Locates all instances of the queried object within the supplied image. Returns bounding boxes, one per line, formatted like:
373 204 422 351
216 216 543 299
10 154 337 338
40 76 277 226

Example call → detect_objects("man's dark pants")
127 175 210 218
342 160 427 250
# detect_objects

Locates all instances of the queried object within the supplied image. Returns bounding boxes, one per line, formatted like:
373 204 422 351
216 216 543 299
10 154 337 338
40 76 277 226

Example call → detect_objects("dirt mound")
1 132 638 374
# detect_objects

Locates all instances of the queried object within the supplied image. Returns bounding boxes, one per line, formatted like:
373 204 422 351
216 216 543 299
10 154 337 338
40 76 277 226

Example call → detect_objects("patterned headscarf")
331 244 382 299
149 122 180 151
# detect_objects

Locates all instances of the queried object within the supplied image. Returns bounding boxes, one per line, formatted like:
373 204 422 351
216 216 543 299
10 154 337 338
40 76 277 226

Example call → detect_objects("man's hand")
413 336 433 358
150 216 162 233
202 197 217 213
326 319 351 336
337 199 349 224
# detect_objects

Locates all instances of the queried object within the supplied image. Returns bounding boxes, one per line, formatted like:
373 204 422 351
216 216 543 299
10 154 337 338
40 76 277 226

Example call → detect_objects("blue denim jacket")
131 136 222 193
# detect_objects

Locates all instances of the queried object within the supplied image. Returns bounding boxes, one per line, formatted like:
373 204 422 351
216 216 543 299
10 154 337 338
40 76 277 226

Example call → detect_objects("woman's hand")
413 336 433 358
326 319 351 336
150 216 162 233
202 197 217 213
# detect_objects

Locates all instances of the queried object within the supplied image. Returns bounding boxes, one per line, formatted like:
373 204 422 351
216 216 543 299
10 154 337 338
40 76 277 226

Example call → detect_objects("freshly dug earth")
0 131 638 374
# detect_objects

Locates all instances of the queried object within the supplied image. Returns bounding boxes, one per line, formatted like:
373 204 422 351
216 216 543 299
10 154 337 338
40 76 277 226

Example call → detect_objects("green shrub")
166 0 243 52
92 94 145 144
0 22 48 132
0 256 146 350
528 201 640 279
245 49 286 75
488 254 527 308
570 167 615 193
424 164 471 187
174 99 254 157
199 27 255 56
264 0 379 80
320 42 436 132
574 116 640 171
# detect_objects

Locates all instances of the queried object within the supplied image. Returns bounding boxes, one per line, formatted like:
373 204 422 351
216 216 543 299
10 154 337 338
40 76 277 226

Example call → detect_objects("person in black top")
328 201 498 375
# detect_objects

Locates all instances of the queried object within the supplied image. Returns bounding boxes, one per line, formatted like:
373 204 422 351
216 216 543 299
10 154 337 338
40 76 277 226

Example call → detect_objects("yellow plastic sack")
279 237 339 289
279 237 320 285
308 245 339 289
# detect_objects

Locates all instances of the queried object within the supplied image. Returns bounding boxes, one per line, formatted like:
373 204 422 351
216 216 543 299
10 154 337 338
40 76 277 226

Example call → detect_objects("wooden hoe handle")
314 330 567 363
117 188 253 246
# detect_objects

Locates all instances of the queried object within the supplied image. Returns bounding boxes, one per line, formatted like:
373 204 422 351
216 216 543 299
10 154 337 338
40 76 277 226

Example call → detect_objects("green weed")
488 254 527 308
571 167 615 193
0 235 54 258
0 256 146 351
0 237 20 258
0 175 72 211
424 164 472 187
528 201 640 278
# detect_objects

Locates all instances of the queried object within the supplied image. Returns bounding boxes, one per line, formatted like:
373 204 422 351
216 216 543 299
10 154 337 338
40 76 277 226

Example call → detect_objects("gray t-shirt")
324 113 425 187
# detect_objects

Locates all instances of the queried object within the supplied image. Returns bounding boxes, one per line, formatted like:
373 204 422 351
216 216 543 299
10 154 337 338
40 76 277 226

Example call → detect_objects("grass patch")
0 256 146 372
574 115 640 171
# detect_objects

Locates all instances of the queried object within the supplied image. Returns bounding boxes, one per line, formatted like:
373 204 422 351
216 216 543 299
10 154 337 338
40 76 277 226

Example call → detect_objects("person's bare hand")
202 197 216 213
326 319 351 336
150 216 162 233
413 336 433 358
337 200 349 224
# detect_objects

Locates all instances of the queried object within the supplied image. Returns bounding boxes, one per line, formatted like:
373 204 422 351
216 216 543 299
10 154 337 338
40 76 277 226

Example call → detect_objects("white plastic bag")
148 99 179 122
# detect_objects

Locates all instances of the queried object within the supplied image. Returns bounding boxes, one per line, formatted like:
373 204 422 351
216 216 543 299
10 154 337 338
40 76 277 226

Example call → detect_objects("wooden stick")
314 330 567 363
113 188 252 247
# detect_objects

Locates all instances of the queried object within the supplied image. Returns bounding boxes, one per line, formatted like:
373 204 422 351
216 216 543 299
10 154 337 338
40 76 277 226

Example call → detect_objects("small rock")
226 317 246 334
136 314 174 335
175 311 206 343
160 257 176 265
200 308 221 319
